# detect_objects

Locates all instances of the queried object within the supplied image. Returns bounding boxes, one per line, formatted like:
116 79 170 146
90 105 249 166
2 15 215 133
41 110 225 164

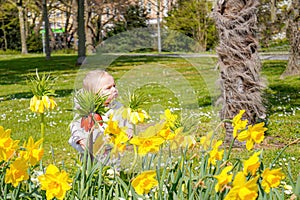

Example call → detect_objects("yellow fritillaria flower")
243 151 261 176
132 170 158 195
261 168 285 193
208 140 224 166
224 172 259 200
122 107 149 125
42 96 57 110
232 110 248 138
214 166 233 192
237 122 267 150
104 116 124 136
0 126 19 162
20 136 44 166
5 157 29 187
130 136 165 156
38 164 72 200
30 95 57 113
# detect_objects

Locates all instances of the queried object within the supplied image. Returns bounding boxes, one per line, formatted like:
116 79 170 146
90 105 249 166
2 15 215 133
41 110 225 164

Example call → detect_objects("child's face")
99 74 118 106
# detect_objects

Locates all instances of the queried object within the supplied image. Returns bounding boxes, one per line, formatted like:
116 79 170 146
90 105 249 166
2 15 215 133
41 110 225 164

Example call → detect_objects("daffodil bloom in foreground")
20 136 44 166
237 122 267 150
130 136 165 156
0 126 19 162
208 140 224 166
261 168 285 193
214 166 233 192
122 107 149 124
5 157 29 187
232 110 248 138
243 151 261 176
132 170 158 195
38 164 72 200
224 172 259 200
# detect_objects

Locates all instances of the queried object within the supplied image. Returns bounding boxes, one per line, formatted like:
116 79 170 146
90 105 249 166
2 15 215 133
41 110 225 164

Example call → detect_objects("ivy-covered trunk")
213 0 266 142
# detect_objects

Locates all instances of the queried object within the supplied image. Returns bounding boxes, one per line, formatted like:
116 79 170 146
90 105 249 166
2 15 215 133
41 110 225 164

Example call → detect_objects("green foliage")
164 0 217 51
105 5 149 38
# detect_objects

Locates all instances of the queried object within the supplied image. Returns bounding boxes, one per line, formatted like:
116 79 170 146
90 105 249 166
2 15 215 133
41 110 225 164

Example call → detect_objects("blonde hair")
82 70 108 93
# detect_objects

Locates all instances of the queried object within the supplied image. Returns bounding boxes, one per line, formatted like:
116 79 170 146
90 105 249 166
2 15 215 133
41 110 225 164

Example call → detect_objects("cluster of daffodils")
128 110 289 198
0 126 72 200
28 70 57 114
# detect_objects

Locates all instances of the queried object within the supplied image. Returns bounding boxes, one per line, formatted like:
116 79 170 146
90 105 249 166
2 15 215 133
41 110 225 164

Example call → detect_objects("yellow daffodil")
132 170 158 195
5 157 29 187
158 127 176 140
208 140 224 166
122 108 149 125
237 122 267 150
225 172 259 200
232 110 248 138
38 164 72 200
261 168 285 193
200 131 215 150
0 126 19 162
214 166 233 192
20 136 44 166
243 151 261 176
130 136 165 156
170 127 196 150
160 109 178 129
104 116 129 154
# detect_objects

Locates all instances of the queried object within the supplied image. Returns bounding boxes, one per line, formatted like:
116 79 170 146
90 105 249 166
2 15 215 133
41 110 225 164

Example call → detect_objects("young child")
68 70 132 167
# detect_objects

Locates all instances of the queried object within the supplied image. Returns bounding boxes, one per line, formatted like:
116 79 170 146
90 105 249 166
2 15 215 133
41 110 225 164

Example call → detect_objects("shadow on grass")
0 55 79 85
0 89 74 101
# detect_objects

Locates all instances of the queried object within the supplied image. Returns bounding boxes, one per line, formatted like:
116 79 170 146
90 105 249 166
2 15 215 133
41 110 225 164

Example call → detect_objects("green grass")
0 54 299 180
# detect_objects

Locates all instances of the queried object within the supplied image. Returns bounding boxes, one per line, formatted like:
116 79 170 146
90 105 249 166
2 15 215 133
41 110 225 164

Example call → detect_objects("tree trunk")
85 0 94 54
213 0 266 142
42 0 51 60
280 0 300 78
17 0 28 54
77 0 86 65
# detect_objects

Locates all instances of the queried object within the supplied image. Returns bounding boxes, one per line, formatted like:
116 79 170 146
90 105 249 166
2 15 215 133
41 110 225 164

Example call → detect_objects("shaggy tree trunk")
17 0 28 54
213 0 266 142
281 0 300 78
77 0 86 65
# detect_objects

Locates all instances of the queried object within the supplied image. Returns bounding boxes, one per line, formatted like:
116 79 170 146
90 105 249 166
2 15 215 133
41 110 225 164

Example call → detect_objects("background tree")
105 4 149 38
213 0 266 140
42 0 51 59
165 0 216 51
77 0 85 65
6 0 30 54
281 0 300 78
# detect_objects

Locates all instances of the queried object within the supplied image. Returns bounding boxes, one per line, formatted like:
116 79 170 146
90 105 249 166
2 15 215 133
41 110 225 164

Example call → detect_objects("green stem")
129 124 138 173
40 113 45 147
129 145 138 173
224 137 235 161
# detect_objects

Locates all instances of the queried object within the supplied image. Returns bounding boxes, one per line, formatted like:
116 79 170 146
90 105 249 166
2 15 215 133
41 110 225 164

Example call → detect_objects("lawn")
0 54 299 181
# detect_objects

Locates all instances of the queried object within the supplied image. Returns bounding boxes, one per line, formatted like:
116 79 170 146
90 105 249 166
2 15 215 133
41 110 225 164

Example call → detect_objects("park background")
0 0 300 199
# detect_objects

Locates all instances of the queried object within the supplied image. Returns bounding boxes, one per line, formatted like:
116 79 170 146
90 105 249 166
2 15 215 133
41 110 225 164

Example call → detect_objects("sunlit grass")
0 55 299 179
